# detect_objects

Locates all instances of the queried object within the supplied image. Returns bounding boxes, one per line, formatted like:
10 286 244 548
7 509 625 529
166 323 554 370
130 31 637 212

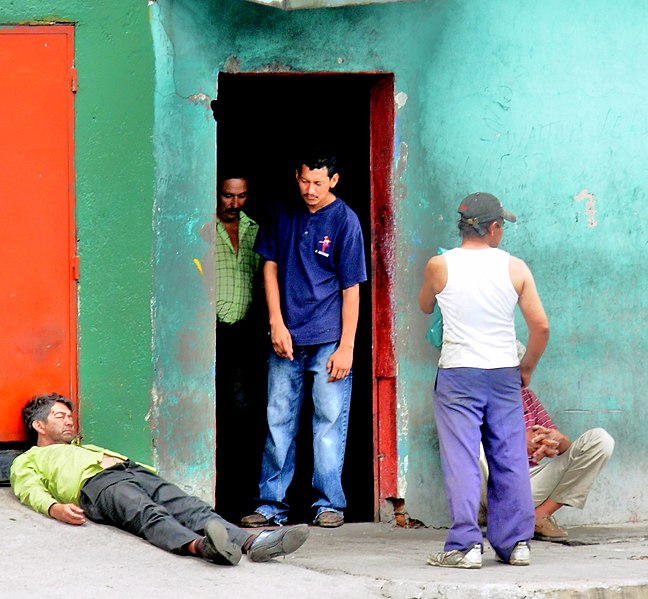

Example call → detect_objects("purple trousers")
434 367 534 562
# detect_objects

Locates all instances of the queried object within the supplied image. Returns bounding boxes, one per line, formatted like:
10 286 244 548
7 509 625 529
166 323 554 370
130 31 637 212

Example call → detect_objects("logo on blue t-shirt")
316 235 332 257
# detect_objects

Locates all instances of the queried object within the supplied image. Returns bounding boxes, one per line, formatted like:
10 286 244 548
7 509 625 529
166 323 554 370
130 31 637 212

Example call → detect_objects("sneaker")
248 524 309 562
241 512 275 528
199 520 242 566
313 510 344 528
496 541 530 566
534 514 568 542
427 544 482 569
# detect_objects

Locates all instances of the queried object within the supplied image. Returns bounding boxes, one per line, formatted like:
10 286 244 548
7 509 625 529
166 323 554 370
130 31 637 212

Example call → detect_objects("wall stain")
187 92 211 108
574 189 598 228
395 91 408 109
223 55 241 73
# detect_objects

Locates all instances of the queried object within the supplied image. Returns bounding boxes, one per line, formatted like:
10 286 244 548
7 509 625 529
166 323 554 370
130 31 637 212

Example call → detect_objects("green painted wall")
153 0 647 524
0 2 155 463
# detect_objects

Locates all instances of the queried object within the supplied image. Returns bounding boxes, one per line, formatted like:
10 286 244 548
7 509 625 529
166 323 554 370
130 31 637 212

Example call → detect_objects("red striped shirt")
522 388 556 467
522 388 555 431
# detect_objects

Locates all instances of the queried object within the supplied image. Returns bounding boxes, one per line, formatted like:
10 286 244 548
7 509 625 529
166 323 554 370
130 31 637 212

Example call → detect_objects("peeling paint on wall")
394 140 408 205
395 91 408 109
223 55 241 72
398 454 409 497
396 385 410 497
573 189 598 228
188 92 211 107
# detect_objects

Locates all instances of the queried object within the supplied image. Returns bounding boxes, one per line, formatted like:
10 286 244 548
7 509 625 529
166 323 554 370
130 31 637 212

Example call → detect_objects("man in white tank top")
419 192 550 568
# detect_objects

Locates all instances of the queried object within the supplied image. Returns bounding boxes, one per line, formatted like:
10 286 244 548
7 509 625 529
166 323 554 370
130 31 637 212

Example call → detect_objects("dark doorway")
214 73 393 523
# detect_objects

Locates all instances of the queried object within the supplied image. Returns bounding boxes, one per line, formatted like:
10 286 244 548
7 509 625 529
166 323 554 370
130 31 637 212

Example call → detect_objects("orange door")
0 26 77 441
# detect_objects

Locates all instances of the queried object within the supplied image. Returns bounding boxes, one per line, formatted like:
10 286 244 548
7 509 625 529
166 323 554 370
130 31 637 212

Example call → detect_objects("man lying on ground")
10 393 308 565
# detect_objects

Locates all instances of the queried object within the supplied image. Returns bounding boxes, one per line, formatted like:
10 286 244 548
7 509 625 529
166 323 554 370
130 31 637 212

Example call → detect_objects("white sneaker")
427 543 482 569
496 541 530 566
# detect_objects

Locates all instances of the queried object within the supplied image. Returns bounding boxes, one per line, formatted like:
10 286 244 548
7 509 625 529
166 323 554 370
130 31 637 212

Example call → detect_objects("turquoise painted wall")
0 2 155 463
150 4 218 498
401 0 648 526
152 0 646 523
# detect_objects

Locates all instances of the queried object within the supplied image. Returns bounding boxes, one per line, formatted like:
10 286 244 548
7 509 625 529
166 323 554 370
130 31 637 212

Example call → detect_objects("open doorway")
214 73 395 523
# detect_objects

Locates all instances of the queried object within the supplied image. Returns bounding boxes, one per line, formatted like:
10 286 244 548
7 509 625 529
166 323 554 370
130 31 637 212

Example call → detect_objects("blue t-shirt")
255 197 367 345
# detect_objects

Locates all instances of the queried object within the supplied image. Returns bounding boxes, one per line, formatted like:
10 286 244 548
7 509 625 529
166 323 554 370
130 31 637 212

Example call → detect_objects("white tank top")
436 247 519 369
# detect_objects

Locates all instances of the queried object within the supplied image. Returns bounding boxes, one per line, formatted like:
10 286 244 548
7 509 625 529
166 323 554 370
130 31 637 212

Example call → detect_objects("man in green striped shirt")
215 173 266 519
215 175 259 324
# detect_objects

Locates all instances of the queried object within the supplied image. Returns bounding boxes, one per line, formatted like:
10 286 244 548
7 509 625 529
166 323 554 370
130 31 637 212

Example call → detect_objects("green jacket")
10 442 145 517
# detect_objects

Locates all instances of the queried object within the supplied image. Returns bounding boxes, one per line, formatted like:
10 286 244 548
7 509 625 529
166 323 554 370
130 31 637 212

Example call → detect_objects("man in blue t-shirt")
242 152 367 529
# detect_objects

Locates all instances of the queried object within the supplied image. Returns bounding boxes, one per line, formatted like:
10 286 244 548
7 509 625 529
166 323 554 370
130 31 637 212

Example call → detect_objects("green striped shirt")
216 211 260 324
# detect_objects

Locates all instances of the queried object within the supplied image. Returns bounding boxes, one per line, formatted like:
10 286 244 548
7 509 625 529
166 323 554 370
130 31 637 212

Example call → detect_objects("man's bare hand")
531 443 559 463
528 425 561 462
327 345 353 382
270 322 293 361
49 503 86 526
520 361 535 388
526 429 540 457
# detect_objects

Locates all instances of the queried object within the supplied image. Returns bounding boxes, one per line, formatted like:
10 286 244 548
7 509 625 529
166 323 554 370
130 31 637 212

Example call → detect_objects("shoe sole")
496 552 530 566
204 520 242 566
315 521 344 528
509 559 530 566
427 560 481 569
534 533 568 542
249 524 309 562
314 516 344 528
427 553 481 569
240 516 272 528
495 557 530 566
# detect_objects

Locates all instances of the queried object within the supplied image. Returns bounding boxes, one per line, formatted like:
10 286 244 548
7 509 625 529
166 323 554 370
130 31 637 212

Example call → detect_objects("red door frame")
214 71 398 520
63 25 79 415
0 25 77 440
369 75 398 519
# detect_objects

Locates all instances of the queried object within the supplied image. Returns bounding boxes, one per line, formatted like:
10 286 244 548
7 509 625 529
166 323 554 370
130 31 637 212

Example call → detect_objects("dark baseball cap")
458 192 516 234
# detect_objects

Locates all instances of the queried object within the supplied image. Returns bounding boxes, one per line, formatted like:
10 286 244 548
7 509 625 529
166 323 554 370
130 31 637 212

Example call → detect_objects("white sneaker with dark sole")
496 541 530 566
427 543 482 569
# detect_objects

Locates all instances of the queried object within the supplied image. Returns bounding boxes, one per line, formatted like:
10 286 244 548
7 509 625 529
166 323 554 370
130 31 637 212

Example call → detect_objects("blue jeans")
256 341 352 524
434 367 534 563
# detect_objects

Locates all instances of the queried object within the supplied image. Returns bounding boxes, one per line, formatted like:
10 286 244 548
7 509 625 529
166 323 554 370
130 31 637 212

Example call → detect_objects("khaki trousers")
480 428 614 515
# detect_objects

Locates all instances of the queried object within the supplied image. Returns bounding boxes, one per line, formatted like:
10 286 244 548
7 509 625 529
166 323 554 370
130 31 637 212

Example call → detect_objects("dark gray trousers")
79 461 251 553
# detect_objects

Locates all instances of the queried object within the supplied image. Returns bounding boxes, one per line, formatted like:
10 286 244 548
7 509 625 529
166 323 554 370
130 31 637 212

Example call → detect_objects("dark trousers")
216 318 267 519
79 461 251 553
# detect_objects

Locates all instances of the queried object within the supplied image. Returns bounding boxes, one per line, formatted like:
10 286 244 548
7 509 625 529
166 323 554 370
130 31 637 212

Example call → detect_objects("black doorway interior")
215 73 377 523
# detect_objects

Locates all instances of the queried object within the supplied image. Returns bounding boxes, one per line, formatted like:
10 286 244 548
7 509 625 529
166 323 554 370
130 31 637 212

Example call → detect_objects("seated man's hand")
49 502 86 525
526 429 541 457
527 425 551 451
529 425 564 461
532 424 571 457
531 442 559 463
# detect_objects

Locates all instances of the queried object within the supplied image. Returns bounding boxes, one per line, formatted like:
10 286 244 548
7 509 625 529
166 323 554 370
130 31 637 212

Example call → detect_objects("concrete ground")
1 487 647 599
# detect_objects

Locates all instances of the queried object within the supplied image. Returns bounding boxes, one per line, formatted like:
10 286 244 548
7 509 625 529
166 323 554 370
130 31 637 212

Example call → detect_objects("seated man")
480 384 614 542
10 393 309 565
